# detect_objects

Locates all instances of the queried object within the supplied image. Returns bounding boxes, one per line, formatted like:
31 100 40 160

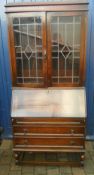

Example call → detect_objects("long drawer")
12 117 85 137
13 137 84 148
13 125 85 136
12 117 85 126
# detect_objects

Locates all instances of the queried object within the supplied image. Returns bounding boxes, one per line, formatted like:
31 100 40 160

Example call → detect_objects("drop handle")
43 49 46 59
70 141 76 145
71 129 75 134
23 129 28 135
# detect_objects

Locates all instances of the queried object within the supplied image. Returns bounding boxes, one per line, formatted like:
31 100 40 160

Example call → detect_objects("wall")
86 0 94 139
0 0 94 139
0 1 12 138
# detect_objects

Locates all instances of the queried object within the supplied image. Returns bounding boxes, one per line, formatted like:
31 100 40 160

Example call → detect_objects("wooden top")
5 1 89 13
5 1 89 7
11 87 86 118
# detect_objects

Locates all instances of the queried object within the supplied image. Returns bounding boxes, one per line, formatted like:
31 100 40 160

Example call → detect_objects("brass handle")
43 49 46 59
23 129 28 135
71 129 75 134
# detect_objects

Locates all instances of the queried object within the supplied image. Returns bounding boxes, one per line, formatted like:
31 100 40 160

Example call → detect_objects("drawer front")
13 137 84 147
12 117 85 126
13 126 85 136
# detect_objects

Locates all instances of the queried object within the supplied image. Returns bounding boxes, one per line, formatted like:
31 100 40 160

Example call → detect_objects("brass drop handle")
71 129 75 134
70 141 76 145
24 129 28 135
43 49 46 59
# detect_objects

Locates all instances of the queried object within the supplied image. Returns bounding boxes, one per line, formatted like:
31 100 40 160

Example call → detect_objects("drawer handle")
71 129 75 134
23 129 28 134
70 141 76 145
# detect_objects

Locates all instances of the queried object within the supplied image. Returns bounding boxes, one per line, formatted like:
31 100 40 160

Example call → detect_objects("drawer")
12 117 85 127
13 137 84 147
13 126 85 136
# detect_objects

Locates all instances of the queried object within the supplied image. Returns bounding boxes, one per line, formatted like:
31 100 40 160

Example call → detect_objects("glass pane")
36 38 42 46
15 47 21 58
37 47 42 58
51 24 58 41
59 77 72 83
29 37 35 50
35 17 41 24
52 77 58 83
13 26 20 46
74 51 80 58
36 25 42 44
37 59 43 77
66 57 72 76
73 78 79 83
16 59 22 77
51 15 81 84
13 16 43 85
23 54 29 77
17 78 23 84
75 16 81 23
59 16 73 23
66 24 73 46
74 24 81 45
24 78 36 83
28 25 35 35
51 16 58 23
20 25 27 33
74 59 80 76
59 57 65 76
21 30 28 51
52 51 58 58
13 18 19 24
30 57 36 77
20 17 34 24
52 59 58 76
59 24 65 46
52 45 58 52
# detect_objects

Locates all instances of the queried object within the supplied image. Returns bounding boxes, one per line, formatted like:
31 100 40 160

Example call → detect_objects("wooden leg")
13 151 85 166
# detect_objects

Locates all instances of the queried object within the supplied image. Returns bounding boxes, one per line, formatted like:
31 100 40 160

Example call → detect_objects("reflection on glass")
51 15 81 84
13 16 43 84
16 59 22 77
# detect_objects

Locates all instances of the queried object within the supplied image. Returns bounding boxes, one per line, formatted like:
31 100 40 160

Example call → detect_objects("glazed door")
9 12 47 87
9 11 86 87
47 12 86 87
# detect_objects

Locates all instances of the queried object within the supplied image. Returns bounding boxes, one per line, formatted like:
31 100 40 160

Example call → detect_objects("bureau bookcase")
5 1 88 165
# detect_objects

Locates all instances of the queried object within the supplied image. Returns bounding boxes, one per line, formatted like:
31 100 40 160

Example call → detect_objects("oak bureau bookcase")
5 1 88 165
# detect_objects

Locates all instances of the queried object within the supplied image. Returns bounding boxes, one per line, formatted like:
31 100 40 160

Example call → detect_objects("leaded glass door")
9 12 47 87
8 11 86 87
47 12 86 87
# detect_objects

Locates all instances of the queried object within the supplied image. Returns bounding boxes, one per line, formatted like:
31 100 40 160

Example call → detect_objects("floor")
0 140 94 175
